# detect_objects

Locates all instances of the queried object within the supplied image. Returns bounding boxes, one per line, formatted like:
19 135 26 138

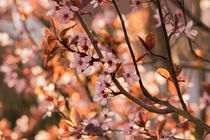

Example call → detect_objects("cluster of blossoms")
0 0 210 139
47 0 79 24
154 8 198 39
67 33 139 105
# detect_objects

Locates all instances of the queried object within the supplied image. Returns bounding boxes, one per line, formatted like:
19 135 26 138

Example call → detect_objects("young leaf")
135 112 147 128
70 107 81 126
138 35 149 51
156 119 166 139
145 32 157 51
138 32 157 52
156 68 172 81
59 24 77 39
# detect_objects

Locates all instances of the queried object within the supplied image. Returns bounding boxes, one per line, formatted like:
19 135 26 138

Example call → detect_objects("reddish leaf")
145 33 157 50
50 17 58 38
60 49 67 58
138 33 157 52
156 119 166 139
135 112 147 128
157 67 184 82
138 35 149 51
157 68 172 81
70 107 81 126
69 35 79 46
59 24 77 39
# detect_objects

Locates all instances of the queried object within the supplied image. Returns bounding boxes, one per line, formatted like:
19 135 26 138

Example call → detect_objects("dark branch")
156 0 188 112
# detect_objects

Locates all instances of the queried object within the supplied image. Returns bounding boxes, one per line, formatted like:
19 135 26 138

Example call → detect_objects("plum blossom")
83 109 114 133
98 109 114 130
175 9 183 18
77 34 92 53
46 0 59 16
123 121 139 136
122 64 139 86
179 20 198 40
70 53 100 75
102 52 119 74
55 5 73 24
3 72 18 88
91 0 103 8
35 130 51 140
89 109 114 131
93 74 128 105
70 53 91 74
93 75 115 105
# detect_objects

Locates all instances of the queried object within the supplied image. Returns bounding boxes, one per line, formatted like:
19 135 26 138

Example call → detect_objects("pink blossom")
91 0 103 8
70 53 91 74
84 109 114 131
180 20 198 40
85 60 100 75
46 0 59 16
175 9 183 18
123 64 139 86
102 52 119 74
98 109 114 130
123 121 139 136
77 34 92 53
61 0 79 11
93 75 114 105
55 6 73 24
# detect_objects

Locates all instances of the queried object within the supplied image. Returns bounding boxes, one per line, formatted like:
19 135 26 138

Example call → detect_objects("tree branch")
112 76 173 114
156 0 188 112
170 0 210 33
179 0 210 63
75 11 104 59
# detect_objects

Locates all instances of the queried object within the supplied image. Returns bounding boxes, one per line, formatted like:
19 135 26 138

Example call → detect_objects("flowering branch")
171 0 210 33
179 0 210 63
75 11 104 59
111 75 173 114
112 0 174 109
156 0 188 112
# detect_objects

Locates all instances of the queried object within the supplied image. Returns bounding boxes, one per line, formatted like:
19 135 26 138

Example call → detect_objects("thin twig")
75 11 104 59
150 52 168 60
179 1 210 63
156 0 188 112
112 0 151 98
170 0 210 33
112 76 173 114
